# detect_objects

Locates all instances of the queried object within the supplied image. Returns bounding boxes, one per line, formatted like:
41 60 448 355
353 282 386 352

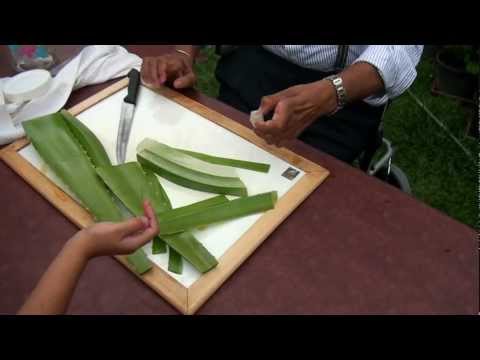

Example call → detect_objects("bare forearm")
18 237 88 315
339 62 385 103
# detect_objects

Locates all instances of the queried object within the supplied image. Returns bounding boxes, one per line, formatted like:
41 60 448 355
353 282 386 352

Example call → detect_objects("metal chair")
356 104 412 194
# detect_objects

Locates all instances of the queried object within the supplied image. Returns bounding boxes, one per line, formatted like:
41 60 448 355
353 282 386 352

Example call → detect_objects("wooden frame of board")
0 78 329 314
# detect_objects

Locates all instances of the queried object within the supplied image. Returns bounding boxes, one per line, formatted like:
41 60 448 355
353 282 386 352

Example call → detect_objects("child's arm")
18 200 159 315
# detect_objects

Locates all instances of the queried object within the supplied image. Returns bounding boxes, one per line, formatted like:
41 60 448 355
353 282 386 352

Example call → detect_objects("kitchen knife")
116 68 141 164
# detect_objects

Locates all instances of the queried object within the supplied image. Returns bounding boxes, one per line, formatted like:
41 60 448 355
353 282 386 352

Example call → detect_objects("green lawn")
193 48 478 229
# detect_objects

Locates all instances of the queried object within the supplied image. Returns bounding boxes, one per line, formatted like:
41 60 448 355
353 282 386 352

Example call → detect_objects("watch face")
333 78 342 86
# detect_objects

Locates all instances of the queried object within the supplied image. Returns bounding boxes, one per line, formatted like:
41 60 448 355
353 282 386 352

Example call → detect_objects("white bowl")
3 69 52 104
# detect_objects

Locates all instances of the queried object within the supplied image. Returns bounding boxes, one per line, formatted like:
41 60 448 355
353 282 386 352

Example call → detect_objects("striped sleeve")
352 45 424 106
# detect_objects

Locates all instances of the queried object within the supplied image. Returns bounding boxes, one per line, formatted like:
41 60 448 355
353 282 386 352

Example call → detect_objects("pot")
435 48 478 100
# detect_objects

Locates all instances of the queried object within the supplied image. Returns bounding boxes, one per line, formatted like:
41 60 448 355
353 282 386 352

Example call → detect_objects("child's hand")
69 200 159 260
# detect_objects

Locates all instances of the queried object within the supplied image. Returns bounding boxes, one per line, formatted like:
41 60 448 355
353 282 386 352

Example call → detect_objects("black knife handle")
124 69 141 105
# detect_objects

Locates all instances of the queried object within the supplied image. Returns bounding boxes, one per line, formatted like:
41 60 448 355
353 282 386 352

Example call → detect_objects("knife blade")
116 68 141 164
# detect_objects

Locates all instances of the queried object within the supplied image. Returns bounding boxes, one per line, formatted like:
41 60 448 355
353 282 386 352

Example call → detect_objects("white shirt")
262 45 424 106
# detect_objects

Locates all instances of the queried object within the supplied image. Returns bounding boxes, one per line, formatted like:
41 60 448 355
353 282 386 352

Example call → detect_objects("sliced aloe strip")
127 247 153 274
162 232 217 273
151 237 166 254
175 148 270 173
138 139 238 177
168 247 183 274
157 191 278 235
137 150 247 197
158 195 229 221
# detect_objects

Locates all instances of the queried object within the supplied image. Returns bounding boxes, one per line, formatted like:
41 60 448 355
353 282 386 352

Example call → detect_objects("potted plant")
434 45 479 101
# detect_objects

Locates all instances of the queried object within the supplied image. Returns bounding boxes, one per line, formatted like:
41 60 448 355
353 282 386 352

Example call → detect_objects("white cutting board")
19 85 305 288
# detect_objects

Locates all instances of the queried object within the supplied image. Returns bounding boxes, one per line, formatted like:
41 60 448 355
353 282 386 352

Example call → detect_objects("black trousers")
215 46 385 163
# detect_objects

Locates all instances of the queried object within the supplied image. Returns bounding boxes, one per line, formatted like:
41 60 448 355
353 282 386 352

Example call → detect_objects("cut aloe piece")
137 150 247 197
137 138 247 196
23 112 152 274
138 139 237 177
158 191 278 235
97 161 218 273
175 148 270 173
127 248 152 275
162 232 217 273
158 195 229 221
152 237 167 254
168 247 183 274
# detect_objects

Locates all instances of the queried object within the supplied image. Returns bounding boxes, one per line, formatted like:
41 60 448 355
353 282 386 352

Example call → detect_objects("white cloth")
0 45 142 145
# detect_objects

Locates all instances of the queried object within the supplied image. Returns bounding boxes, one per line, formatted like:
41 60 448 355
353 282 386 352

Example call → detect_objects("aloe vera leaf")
157 191 278 235
60 110 112 168
175 148 270 173
151 237 166 254
144 168 171 212
23 113 123 222
97 162 218 273
138 139 237 177
60 112 155 271
158 195 229 221
23 113 153 274
96 162 167 253
137 150 248 197
127 248 152 274
162 232 217 273
168 247 183 274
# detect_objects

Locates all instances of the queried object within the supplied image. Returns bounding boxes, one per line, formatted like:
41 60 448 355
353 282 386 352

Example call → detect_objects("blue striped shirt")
262 45 424 106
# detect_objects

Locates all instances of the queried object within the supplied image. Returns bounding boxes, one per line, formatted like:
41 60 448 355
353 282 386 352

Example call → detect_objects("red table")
0 45 477 314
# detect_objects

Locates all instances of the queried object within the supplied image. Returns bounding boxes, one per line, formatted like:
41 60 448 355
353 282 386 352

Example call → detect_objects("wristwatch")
324 74 348 114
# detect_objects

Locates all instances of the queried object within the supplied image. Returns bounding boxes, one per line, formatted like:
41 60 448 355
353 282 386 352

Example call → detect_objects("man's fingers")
157 61 167 86
259 95 278 115
141 58 153 85
259 88 293 115
173 72 196 89
255 99 292 134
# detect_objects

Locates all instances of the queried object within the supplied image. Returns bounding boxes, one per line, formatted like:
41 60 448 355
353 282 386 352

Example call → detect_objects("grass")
193 47 478 229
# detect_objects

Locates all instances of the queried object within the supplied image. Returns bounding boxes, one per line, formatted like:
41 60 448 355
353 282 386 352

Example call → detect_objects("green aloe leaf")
168 247 183 274
175 148 270 173
157 191 278 235
23 113 123 222
162 232 217 273
96 162 218 273
158 195 229 221
137 139 248 197
23 112 152 275
60 109 112 168
96 162 168 253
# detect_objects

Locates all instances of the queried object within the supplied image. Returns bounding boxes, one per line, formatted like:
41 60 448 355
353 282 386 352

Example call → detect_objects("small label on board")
282 167 300 180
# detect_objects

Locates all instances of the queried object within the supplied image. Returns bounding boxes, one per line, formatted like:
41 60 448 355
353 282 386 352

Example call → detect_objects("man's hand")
141 52 196 89
254 80 338 147
70 200 160 260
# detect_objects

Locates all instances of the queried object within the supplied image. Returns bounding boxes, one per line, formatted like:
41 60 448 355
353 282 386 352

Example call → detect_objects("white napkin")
0 45 142 145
